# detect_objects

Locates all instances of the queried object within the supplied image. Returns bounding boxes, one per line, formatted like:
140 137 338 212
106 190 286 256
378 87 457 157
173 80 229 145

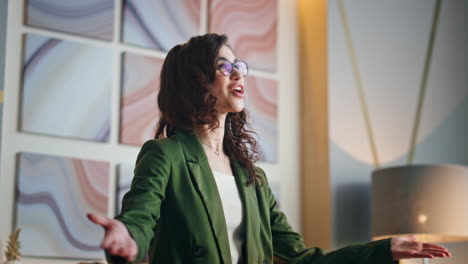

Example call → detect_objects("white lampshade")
371 164 468 243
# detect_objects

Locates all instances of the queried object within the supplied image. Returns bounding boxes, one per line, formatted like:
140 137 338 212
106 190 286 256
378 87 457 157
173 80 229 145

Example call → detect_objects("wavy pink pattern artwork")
245 76 278 162
16 152 109 259
209 0 277 72
120 53 163 146
122 0 201 52
25 0 114 40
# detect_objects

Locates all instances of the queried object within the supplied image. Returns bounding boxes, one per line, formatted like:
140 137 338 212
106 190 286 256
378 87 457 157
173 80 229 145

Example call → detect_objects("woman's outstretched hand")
391 235 451 260
87 213 138 262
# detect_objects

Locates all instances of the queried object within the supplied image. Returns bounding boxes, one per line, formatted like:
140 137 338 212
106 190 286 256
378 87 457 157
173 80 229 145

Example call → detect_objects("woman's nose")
230 68 242 81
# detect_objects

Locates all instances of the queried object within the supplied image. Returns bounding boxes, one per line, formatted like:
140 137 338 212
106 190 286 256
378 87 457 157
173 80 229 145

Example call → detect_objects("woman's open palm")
87 213 138 262
391 235 451 260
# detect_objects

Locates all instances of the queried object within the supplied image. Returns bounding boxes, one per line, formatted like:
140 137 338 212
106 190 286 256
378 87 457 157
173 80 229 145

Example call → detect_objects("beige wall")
328 0 468 261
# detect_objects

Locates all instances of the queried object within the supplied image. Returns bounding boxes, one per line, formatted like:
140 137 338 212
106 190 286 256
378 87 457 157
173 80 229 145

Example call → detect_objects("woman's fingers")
422 244 451 257
87 213 112 228
101 232 138 261
118 248 136 262
127 244 137 262
116 246 128 257
391 236 452 260
409 253 434 259
109 242 122 255
87 214 137 261
123 238 138 261
423 243 448 250
102 234 118 249
108 240 137 261
423 243 450 253
422 249 450 257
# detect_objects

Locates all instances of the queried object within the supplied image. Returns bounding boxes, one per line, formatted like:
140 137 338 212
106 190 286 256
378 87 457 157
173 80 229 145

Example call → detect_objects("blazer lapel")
175 130 232 264
231 159 260 264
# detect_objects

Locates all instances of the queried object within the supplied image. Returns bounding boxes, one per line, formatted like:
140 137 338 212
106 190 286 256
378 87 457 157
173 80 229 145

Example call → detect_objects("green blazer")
110 129 394 264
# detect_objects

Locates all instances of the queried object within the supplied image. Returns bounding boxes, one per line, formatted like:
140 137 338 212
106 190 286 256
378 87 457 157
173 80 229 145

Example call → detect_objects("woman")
88 33 450 264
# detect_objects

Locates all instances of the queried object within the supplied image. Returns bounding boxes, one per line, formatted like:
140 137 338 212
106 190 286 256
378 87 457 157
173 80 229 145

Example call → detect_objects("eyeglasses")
217 60 249 77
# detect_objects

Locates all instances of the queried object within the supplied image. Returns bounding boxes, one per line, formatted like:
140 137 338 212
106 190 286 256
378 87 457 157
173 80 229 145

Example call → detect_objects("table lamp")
371 164 468 263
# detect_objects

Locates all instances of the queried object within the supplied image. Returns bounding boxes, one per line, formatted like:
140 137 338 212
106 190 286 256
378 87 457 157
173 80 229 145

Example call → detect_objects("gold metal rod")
338 0 380 168
407 0 442 164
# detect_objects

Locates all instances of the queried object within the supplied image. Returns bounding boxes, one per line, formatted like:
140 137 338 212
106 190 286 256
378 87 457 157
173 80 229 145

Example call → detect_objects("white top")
212 171 244 264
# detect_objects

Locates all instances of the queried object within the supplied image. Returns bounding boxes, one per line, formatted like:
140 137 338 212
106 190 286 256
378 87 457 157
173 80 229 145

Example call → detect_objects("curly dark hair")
154 33 260 186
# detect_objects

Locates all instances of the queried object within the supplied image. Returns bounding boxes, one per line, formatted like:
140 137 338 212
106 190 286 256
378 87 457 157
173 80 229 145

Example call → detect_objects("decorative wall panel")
21 34 112 142
16 152 109 259
120 52 163 146
245 76 278 163
209 0 277 72
25 0 114 40
122 0 201 52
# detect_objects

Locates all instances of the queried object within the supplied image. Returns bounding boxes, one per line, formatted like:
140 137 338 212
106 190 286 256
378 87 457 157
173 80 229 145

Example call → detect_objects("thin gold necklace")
200 141 221 156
